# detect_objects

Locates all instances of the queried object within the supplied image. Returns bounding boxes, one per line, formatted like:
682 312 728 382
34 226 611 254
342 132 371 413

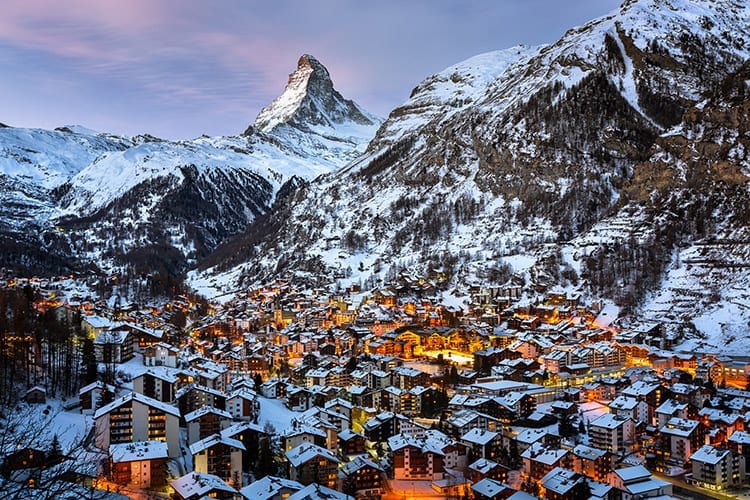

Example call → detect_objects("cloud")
0 0 622 138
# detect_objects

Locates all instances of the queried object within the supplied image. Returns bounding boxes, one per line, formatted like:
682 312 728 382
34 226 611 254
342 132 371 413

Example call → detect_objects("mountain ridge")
193 0 750 352
0 55 381 277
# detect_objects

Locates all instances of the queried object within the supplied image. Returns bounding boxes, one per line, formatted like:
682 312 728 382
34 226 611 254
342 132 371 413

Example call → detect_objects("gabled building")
521 442 569 481
338 455 383 499
285 443 340 489
471 477 515 500
461 428 502 462
190 433 245 488
239 475 303 500
589 413 635 456
171 471 238 500
108 440 168 490
689 444 744 491
132 370 178 403
609 465 672 500
94 391 181 457
571 444 612 482
659 417 707 465
184 406 233 445
467 458 510 484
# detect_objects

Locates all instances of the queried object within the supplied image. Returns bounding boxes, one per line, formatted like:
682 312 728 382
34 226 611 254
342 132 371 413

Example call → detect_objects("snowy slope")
199 0 748 290
0 54 381 274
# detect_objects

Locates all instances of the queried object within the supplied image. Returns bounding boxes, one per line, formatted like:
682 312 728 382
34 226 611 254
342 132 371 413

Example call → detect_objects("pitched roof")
285 443 339 468
109 440 168 463
189 433 246 455
171 472 237 497
94 391 180 419
239 475 303 500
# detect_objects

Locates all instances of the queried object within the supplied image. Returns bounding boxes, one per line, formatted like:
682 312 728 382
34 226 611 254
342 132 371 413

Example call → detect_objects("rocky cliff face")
255 54 379 135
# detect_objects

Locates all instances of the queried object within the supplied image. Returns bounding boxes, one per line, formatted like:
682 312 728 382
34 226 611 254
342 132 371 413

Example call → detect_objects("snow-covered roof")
542 467 582 494
729 430 750 445
591 413 631 429
94 391 180 419
660 417 699 437
691 444 730 465
286 483 353 500
171 472 237 497
614 465 651 483
109 440 168 463
461 428 499 445
572 444 608 460
471 478 512 498
520 442 567 465
285 443 339 467
184 405 233 422
239 475 303 500
189 433 246 455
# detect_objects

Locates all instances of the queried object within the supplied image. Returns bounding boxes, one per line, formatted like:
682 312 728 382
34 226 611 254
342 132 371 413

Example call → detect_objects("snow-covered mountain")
0 55 381 275
196 0 750 347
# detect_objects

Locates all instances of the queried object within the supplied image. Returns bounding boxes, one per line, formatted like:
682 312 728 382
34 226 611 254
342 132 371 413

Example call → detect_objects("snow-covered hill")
195 0 750 344
0 55 380 275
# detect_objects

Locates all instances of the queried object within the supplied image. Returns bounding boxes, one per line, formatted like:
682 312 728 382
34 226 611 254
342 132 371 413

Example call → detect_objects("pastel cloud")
0 0 621 139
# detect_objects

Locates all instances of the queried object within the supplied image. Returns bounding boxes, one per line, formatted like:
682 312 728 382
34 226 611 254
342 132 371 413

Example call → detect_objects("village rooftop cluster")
2 270 750 500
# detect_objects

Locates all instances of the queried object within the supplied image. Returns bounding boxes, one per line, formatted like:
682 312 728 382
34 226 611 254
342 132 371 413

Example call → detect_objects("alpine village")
2 1 750 500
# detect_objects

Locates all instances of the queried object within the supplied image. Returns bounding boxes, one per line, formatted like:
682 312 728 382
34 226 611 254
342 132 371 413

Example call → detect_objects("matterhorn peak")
253 53 380 135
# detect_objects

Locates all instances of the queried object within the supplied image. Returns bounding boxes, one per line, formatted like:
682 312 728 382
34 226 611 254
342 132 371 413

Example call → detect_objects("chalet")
698 407 744 440
514 428 549 454
171 471 238 500
571 444 612 482
222 421 267 473
589 414 635 456
620 381 664 426
363 412 402 442
461 428 502 461
79 380 117 413
94 391 181 457
609 396 649 424
185 406 233 445
540 467 590 500
121 322 164 353
143 342 179 368
285 443 340 489
521 442 569 481
467 458 510 484
93 327 134 363
227 387 259 421
471 477 515 500
728 430 750 475
281 423 328 453
655 399 689 428
689 444 744 491
108 440 168 489
176 384 227 416
609 465 672 500
132 370 178 403
444 409 502 438
239 475 303 500
338 429 366 457
388 432 448 481
190 433 245 488
23 386 46 404
659 417 708 465
338 455 383 499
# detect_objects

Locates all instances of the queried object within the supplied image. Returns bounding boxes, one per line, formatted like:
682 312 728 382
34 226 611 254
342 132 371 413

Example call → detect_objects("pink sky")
0 0 621 139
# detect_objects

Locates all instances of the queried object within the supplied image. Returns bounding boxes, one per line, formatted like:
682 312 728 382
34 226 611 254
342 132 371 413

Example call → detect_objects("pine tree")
48 434 62 462
81 337 98 386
